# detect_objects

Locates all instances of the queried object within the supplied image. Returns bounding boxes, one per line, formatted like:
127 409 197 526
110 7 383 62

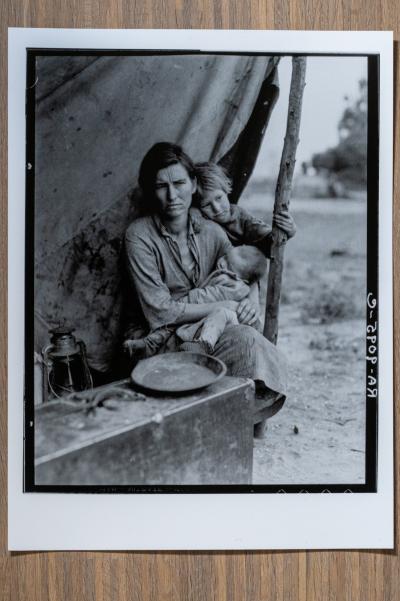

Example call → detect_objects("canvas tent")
33 54 280 371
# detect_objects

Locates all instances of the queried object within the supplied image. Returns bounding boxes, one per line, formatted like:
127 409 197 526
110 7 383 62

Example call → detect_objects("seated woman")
124 142 288 426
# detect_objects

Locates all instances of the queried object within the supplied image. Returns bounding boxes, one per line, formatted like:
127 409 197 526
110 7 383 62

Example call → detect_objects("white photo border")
8 28 393 550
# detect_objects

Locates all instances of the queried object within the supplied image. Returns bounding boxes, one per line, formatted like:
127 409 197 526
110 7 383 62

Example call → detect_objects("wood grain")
1 0 398 599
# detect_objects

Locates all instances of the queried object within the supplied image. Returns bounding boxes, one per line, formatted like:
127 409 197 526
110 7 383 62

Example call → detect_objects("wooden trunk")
34 377 254 486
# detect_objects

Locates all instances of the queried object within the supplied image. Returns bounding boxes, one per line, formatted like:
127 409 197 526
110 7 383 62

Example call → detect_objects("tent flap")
34 54 279 370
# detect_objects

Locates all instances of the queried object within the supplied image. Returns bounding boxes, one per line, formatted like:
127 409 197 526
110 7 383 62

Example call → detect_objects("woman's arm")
177 300 238 325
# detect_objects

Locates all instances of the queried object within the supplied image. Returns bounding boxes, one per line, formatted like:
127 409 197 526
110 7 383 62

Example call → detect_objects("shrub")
301 286 362 324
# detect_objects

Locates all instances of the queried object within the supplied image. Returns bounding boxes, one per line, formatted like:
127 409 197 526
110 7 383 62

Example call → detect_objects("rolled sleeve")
125 234 186 330
242 214 273 258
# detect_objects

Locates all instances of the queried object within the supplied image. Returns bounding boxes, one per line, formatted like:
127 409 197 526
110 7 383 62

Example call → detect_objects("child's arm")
233 206 296 256
238 207 274 257
220 204 273 256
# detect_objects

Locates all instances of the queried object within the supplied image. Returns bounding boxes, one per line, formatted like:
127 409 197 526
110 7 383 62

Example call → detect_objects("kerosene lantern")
42 326 93 401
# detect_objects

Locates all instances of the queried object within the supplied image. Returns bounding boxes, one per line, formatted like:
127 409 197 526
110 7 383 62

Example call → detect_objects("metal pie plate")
130 352 227 393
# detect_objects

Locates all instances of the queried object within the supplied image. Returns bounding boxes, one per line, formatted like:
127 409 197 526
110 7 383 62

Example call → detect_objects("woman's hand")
273 210 297 239
236 298 259 326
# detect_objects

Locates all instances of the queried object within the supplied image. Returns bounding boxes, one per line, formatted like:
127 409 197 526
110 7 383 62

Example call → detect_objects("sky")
252 56 368 179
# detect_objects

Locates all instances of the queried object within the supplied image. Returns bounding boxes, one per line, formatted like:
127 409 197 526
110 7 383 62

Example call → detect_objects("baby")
186 243 267 304
124 244 268 359
194 161 296 254
177 244 267 353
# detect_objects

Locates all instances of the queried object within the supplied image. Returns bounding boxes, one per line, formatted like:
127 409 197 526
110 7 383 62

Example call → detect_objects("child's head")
219 245 268 284
194 162 232 224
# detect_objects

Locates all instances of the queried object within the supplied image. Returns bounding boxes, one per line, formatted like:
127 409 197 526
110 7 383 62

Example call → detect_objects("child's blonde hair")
195 162 232 195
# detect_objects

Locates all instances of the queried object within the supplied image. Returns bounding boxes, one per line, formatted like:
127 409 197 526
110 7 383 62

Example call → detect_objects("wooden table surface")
1 0 398 599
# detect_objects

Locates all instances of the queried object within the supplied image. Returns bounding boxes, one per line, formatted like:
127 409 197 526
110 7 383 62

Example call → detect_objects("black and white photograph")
8 27 393 551
24 47 379 491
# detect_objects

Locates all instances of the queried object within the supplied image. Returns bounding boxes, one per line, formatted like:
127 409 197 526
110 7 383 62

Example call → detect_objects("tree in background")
312 79 367 192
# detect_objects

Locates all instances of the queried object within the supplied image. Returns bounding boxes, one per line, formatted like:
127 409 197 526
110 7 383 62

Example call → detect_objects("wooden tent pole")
263 56 307 344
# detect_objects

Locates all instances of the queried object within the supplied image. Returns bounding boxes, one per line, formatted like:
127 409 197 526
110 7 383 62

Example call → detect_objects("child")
123 244 268 359
194 162 296 255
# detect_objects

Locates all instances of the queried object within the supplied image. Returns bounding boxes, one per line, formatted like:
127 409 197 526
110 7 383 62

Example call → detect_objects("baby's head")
218 245 268 284
194 162 232 224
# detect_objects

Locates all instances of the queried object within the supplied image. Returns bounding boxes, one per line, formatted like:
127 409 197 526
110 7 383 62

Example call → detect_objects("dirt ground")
240 193 367 485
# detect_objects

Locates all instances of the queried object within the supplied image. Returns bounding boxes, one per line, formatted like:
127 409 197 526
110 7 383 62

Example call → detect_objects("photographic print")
8 28 393 550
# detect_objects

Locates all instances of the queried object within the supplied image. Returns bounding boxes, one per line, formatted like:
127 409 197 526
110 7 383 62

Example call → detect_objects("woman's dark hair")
138 142 196 197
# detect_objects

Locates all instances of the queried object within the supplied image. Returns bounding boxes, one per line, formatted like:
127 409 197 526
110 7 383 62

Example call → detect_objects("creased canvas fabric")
34 54 279 370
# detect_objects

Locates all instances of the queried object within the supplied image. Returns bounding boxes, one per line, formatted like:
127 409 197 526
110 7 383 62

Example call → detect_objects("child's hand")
273 210 297 239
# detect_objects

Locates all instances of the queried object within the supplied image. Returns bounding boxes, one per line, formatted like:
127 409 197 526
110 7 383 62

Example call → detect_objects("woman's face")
154 163 196 220
198 189 231 224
